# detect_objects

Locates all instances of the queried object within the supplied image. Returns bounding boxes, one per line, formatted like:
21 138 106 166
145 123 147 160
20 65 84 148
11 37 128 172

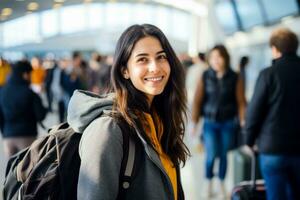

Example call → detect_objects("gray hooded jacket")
67 90 184 200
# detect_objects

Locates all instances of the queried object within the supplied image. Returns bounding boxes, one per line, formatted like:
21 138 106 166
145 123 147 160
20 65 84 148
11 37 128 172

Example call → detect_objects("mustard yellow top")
31 67 46 85
142 112 177 200
0 63 11 86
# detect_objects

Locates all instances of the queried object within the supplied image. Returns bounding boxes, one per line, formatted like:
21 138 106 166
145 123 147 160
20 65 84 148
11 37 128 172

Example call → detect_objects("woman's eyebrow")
135 53 148 58
156 50 165 55
135 50 165 57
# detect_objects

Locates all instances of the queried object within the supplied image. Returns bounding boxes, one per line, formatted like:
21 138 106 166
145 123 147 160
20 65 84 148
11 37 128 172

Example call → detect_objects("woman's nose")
148 60 160 72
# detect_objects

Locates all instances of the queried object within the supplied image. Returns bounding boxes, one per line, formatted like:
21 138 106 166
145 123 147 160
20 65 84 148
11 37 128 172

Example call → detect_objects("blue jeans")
259 154 300 200
202 118 235 180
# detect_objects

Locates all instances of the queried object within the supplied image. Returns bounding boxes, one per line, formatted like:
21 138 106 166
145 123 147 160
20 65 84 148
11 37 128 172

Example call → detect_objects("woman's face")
209 50 225 72
124 36 171 105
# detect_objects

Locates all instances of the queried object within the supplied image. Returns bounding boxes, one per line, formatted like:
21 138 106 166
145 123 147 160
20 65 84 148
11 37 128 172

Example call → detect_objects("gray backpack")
3 121 138 200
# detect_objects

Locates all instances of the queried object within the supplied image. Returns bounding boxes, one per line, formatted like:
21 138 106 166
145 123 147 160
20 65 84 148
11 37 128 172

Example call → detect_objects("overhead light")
1 8 13 16
54 0 65 3
27 2 39 11
83 0 93 3
53 3 62 9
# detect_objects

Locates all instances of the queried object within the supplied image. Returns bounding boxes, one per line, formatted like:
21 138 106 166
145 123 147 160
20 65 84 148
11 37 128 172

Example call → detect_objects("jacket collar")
272 53 297 65
8 74 29 85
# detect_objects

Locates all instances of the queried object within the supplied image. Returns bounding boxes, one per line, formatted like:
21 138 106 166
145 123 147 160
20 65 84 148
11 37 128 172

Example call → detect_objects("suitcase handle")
242 146 258 190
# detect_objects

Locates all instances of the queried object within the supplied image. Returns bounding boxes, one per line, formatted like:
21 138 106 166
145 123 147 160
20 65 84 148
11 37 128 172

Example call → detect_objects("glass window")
262 0 299 23
23 14 39 42
131 4 155 24
171 10 190 40
1 3 191 51
3 14 39 47
105 3 131 28
0 25 3 48
61 5 87 34
155 6 171 35
235 0 265 30
87 3 104 29
41 9 59 37
215 0 239 34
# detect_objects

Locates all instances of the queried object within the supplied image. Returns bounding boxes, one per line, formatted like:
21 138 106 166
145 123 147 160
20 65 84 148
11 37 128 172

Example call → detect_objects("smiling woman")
123 36 171 104
67 24 190 200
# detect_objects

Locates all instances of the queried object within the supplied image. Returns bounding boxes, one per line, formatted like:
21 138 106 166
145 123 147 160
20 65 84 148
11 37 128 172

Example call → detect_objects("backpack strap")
117 122 139 199
121 134 135 188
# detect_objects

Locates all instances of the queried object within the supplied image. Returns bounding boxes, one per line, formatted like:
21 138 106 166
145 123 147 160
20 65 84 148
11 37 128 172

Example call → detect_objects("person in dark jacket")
0 60 47 158
192 45 246 197
244 28 300 200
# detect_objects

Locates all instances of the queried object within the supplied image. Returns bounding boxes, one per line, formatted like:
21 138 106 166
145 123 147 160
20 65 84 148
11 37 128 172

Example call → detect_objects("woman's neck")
216 70 225 79
146 95 154 107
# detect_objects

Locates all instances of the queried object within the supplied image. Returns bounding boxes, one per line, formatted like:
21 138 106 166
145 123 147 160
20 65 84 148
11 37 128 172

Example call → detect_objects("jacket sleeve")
77 116 123 200
244 70 268 147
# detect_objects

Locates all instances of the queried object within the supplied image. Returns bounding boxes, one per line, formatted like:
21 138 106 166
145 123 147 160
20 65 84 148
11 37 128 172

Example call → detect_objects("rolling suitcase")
233 147 262 185
231 147 266 200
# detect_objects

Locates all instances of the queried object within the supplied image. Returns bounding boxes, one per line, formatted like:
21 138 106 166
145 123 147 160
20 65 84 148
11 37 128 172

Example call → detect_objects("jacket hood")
67 90 114 133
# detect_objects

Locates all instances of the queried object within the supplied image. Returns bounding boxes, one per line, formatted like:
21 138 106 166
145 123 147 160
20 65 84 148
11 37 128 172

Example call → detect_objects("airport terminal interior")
1 0 300 199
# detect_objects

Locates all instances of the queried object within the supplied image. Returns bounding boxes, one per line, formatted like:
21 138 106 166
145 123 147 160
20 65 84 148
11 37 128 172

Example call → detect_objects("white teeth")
145 76 163 81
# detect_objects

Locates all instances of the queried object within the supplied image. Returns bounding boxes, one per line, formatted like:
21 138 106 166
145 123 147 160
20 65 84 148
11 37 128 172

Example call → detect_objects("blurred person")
186 52 208 106
178 53 193 70
0 57 12 131
61 51 84 100
44 55 57 112
238 56 249 95
191 45 246 197
45 57 69 123
87 52 110 94
71 51 83 74
67 24 189 200
244 28 300 200
96 64 111 94
0 57 12 88
30 56 46 94
80 60 90 90
0 60 47 158
73 51 88 89
88 52 102 93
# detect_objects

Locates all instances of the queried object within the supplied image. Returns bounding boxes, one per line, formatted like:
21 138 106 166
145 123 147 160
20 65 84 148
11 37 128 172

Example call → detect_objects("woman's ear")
122 67 130 79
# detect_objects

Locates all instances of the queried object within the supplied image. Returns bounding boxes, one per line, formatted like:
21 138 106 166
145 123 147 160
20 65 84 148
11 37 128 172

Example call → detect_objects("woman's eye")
137 58 147 63
157 55 167 60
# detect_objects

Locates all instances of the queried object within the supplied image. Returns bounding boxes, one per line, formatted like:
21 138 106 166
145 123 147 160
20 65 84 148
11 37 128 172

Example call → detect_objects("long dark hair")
110 24 189 166
209 44 231 70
